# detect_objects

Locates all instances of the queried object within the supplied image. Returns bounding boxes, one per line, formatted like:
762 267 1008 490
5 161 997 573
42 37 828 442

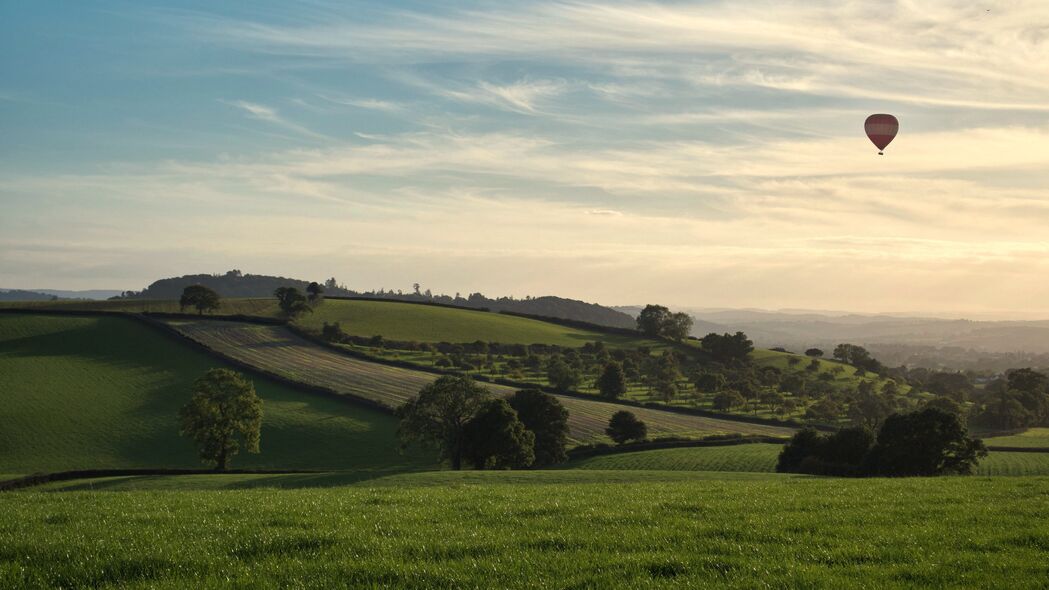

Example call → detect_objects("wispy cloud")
220 99 330 141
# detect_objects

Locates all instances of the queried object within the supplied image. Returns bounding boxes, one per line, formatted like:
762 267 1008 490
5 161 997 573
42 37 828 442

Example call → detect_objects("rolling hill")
0 314 433 472
165 318 794 443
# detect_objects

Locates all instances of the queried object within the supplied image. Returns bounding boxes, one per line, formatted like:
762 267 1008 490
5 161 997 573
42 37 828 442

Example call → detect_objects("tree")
865 408 987 476
805 398 841 422
547 358 581 392
306 281 325 303
596 362 628 399
508 389 569 466
178 369 262 470
712 389 745 410
693 372 726 393
923 396 965 423
636 304 671 337
926 372 974 402
274 286 312 318
700 332 754 364
777 426 874 476
663 312 693 341
462 399 535 469
606 411 647 444
179 285 220 315
848 390 894 430
396 375 490 470
805 348 824 358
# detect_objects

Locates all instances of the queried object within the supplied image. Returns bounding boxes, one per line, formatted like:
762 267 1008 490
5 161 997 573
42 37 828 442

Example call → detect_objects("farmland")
985 428 1049 449
166 319 795 443
300 298 654 347
3 475 1047 588
0 314 432 472
565 443 1049 476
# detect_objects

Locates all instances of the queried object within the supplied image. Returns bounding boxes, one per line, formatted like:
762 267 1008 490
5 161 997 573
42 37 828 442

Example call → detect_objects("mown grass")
166 319 795 443
2 474 1047 588
564 443 1049 476
985 427 1049 449
0 314 432 472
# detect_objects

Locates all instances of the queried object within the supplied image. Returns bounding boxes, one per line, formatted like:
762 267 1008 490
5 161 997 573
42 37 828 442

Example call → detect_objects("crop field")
3 474 1047 588
565 443 1049 476
0 314 431 472
985 428 1049 449
298 298 656 347
167 319 795 443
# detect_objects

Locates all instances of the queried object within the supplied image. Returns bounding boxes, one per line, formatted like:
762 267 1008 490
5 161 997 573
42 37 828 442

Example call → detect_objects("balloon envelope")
865 114 898 153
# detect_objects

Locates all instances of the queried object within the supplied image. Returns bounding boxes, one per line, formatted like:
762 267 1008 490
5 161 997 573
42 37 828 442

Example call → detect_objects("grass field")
2 474 1047 588
985 428 1049 449
167 319 795 443
0 314 432 472
298 299 655 347
564 443 1049 476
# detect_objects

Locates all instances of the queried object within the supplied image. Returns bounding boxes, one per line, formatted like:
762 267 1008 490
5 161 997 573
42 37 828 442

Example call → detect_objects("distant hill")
615 306 1049 369
0 289 60 302
128 271 636 329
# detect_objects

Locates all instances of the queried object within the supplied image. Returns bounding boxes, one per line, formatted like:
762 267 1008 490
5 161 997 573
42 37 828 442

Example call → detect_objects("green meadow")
2 474 1047 588
0 314 431 472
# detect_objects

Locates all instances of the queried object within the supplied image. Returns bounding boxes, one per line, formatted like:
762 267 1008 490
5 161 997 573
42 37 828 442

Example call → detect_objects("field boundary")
566 436 787 460
0 468 323 492
985 446 1049 453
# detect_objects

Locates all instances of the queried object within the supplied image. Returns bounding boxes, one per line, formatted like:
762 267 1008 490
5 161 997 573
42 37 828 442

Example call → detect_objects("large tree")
596 361 627 399
396 375 490 470
507 389 569 466
662 312 694 341
865 408 987 476
178 369 263 470
274 286 312 318
179 285 221 315
636 304 671 337
700 332 754 365
606 410 647 445
306 281 325 303
462 399 535 470
547 358 581 392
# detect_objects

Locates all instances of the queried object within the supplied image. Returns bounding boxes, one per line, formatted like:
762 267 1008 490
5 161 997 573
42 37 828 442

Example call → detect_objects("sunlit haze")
3 1 1048 318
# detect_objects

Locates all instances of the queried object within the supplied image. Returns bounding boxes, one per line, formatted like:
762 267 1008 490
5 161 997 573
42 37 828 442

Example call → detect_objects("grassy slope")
0 314 432 472
167 319 795 443
0 297 279 316
985 428 1049 448
3 475 1047 588
563 443 1049 476
298 299 653 346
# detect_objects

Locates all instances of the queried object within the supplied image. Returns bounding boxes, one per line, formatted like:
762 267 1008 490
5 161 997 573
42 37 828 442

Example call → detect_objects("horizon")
3 1 1049 318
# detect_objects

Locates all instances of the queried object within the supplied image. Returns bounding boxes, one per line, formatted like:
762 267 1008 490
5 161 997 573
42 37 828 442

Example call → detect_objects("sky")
2 1 1048 318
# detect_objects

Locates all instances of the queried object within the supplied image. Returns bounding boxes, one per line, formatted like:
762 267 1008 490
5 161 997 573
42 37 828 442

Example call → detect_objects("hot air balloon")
865 114 898 155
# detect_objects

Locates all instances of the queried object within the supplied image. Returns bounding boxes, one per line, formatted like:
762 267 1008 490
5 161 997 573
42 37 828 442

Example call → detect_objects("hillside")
124 271 636 328
166 319 793 443
0 314 433 472
299 299 649 347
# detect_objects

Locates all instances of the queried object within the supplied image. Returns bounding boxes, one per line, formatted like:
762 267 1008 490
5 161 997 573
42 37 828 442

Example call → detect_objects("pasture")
167 319 794 443
0 314 431 472
299 298 654 347
2 474 1047 588
565 443 1049 476
985 428 1049 449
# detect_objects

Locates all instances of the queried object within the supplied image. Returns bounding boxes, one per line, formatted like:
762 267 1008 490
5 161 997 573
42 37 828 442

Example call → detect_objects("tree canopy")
274 286 312 318
179 284 221 315
507 389 569 466
606 410 647 445
700 332 754 365
178 369 263 470
396 375 490 470
462 399 535 470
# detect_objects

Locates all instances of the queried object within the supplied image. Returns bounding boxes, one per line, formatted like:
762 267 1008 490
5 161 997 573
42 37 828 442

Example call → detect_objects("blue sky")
2 1 1049 317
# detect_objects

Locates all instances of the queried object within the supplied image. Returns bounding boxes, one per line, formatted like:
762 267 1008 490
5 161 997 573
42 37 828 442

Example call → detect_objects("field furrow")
168 320 795 444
